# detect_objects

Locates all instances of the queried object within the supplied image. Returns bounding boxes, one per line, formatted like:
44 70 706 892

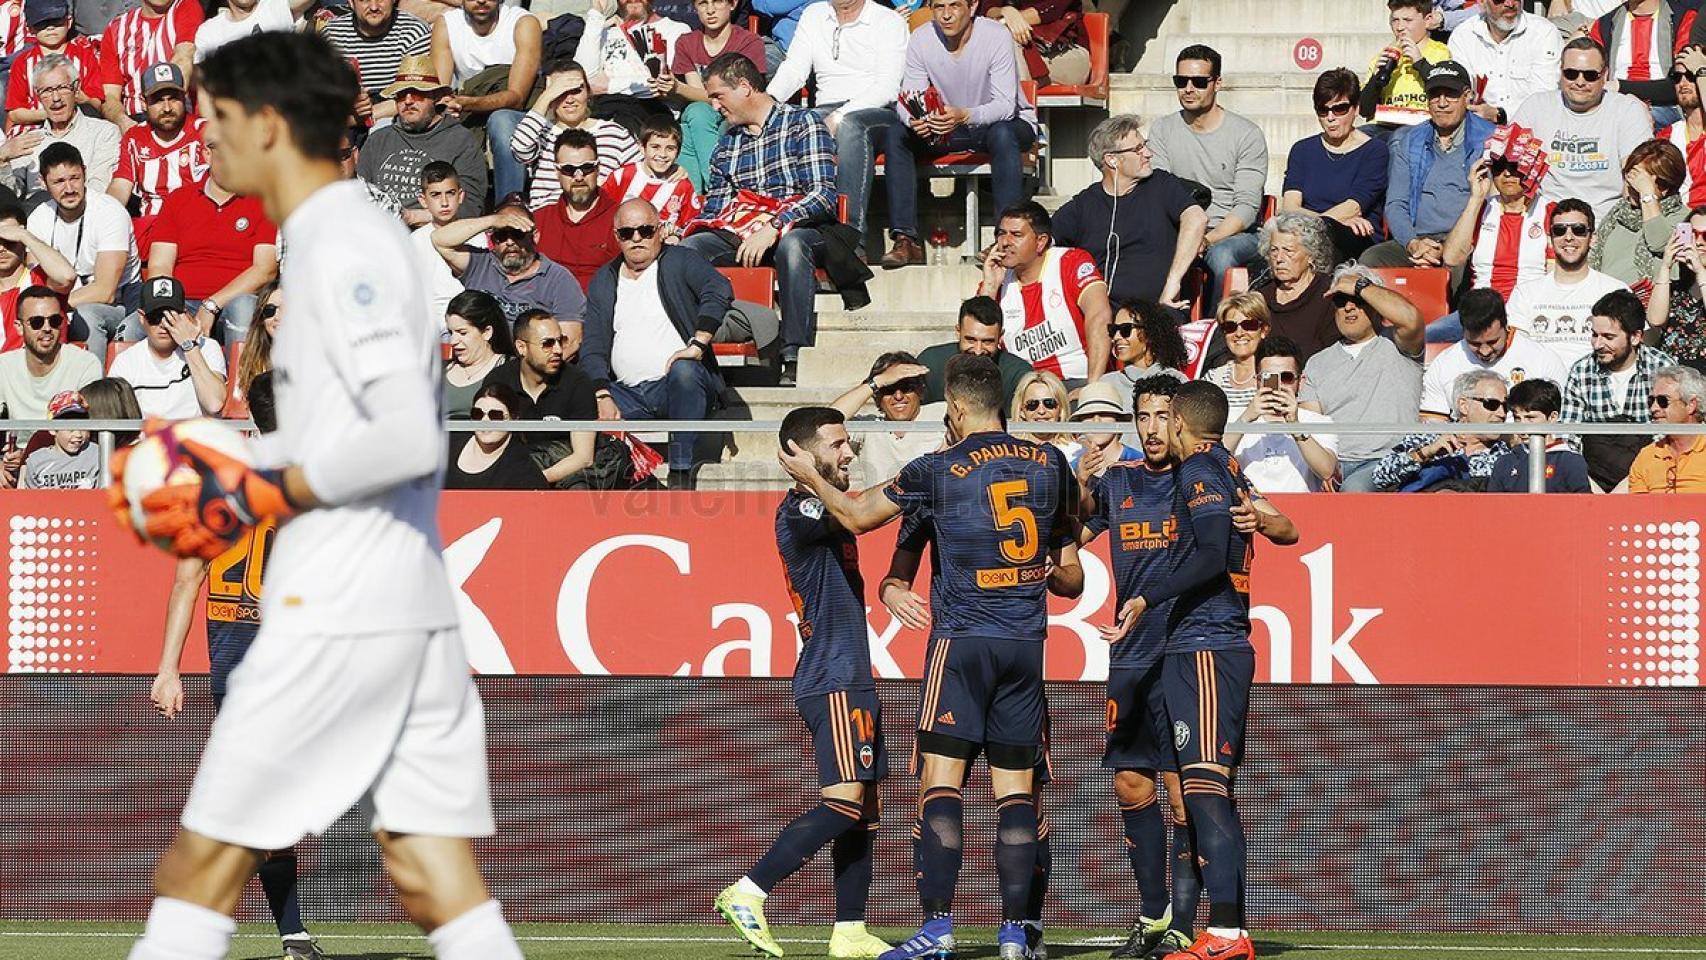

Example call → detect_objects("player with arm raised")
1082 376 1294 960
118 31 523 960
148 374 328 960
780 353 1084 960
715 406 892 960
1103 381 1262 960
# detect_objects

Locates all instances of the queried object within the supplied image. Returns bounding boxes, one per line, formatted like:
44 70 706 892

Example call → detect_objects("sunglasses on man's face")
1489 159 1521 176
1650 394 1676 409
144 311 172 326
615 224 659 241
559 162 598 179
1470 396 1506 412
1562 68 1604 82
471 407 510 421
24 313 63 331
1315 101 1354 117
1674 68 1699 82
878 376 926 397
1172 75 1213 89
1550 222 1591 237
1219 317 1265 335
1023 397 1060 412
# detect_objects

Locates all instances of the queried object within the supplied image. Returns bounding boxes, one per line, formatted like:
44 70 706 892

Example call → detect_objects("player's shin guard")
750 798 864 893
993 792 1038 923
258 849 308 938
1170 820 1203 936
127 897 236 960
1180 768 1242 932
1025 807 1051 923
915 785 963 916
832 817 880 922
427 899 523 960
1121 794 1169 919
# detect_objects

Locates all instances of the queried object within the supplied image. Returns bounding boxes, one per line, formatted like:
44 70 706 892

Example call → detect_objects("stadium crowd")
0 0 1702 493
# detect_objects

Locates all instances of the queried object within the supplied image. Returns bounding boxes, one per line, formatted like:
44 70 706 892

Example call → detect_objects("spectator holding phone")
1589 138 1689 286
1647 202 1706 372
1226 334 1339 493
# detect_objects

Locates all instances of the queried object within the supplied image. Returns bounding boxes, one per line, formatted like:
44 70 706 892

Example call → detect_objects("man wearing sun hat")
356 52 486 223
1071 379 1142 479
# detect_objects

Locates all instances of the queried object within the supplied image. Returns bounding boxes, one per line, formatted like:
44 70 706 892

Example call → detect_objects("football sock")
1170 820 1203 936
1181 768 1243 932
1025 807 1051 924
748 798 863 893
427 899 523 960
127 897 235 960
993 791 1038 923
1121 793 1169 920
831 817 878 922
258 848 307 938
915 785 963 916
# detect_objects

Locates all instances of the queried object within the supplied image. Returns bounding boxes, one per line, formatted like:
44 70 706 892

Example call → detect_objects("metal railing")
6 418 1704 494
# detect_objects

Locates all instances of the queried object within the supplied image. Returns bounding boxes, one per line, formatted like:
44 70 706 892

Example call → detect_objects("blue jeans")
1652 104 1685 128
1203 231 1261 312
816 105 899 248
680 226 826 357
1337 457 1385 493
186 294 258 345
486 108 527 203
72 281 143 366
608 359 721 471
881 118 1036 241
1427 310 1463 344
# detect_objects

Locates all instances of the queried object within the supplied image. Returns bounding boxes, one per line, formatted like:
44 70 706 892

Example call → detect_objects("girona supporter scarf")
686 189 803 240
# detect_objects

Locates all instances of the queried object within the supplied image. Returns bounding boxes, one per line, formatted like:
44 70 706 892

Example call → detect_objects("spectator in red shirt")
106 62 207 256
5 0 103 127
974 201 1113 386
99 0 202 130
145 165 278 343
532 127 621 294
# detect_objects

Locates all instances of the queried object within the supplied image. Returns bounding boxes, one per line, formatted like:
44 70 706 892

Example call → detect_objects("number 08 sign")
1294 37 1324 71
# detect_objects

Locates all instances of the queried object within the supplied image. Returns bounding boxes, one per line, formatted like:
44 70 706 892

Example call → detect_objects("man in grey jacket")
581 198 732 489
357 53 487 224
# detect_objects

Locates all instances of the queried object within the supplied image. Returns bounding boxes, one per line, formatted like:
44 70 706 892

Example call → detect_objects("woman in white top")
1202 292 1271 416
1011 369 1079 461
510 61 641 209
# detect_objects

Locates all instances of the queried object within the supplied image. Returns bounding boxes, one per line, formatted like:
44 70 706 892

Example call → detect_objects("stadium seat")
105 340 139 369
1369 267 1451 325
1260 195 1278 226
714 267 776 366
1036 12 1110 108
1220 266 1251 303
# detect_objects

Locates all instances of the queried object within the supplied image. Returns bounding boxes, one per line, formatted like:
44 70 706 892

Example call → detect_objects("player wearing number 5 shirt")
779 354 1085 960
977 200 1114 387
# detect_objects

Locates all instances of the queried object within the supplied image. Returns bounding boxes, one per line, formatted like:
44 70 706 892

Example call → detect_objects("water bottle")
929 228 951 267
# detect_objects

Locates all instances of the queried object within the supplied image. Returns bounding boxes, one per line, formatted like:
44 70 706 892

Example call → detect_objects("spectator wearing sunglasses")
830 350 943 486
230 282 279 416
531 128 623 296
1663 53 1706 211
1513 37 1657 219
1448 0 1560 124
1580 0 1706 129
1147 44 1268 313
1372 368 1511 491
1010 368 1076 459
581 198 730 489
445 382 548 491
1441 154 1551 310
1589 138 1689 286
0 283 98 422
915 295 1033 407
1362 60 1492 285
1628 363 1706 491
1282 68 1389 263
1226 334 1338 493
105 275 225 420
1421 288 1566 419
481 308 602 488
1506 198 1625 368
433 196 589 356
1361 0 1453 132
1098 298 1188 410
1485 377 1591 492
1202 292 1271 414
1563 287 1677 491
0 202 75 353
511 59 641 211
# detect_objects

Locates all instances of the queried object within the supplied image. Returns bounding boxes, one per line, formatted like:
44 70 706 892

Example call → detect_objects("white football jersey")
262 179 457 634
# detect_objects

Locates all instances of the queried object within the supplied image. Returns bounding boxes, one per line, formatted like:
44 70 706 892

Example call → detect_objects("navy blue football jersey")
204 518 277 700
1164 444 1254 653
1086 461 1179 670
777 489 875 701
882 431 1077 644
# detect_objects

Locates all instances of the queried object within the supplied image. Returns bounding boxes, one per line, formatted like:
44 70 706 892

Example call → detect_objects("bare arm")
431 22 456 91
542 429 597 483
433 213 510 274
830 361 929 418
1048 542 1084 598
458 16 541 113
152 556 207 719
67 250 125 306
147 241 178 280
1078 281 1113 378
1 222 74 289
205 244 280 307
1164 206 1209 305
107 178 135 207
1250 492 1299 545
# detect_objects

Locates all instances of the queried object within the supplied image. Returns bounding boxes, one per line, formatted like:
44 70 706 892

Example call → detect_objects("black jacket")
580 245 733 390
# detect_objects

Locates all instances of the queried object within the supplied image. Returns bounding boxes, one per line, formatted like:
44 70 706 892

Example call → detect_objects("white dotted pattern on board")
1608 520 1701 687
7 515 98 674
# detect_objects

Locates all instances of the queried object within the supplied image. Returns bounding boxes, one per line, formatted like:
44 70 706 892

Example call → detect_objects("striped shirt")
510 111 638 209
6 37 105 113
100 0 205 117
698 101 836 229
0 0 30 59
320 11 432 97
601 161 702 228
116 116 209 218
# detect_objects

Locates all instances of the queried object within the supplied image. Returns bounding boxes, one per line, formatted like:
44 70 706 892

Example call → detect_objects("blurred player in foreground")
1081 376 1295 960
781 354 1083 960
149 374 329 960
715 406 892 960
1103 381 1264 960
117 31 523 960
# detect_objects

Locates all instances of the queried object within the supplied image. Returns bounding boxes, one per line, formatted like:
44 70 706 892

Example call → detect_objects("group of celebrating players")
720 360 1299 960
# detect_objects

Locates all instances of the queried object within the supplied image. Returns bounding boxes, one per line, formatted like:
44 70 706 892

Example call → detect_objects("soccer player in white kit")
114 31 526 960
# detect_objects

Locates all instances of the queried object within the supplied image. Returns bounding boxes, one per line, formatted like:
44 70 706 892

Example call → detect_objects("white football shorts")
181 626 494 850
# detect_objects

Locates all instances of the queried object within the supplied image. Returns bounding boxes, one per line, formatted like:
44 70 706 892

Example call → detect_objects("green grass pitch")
3 922 1705 959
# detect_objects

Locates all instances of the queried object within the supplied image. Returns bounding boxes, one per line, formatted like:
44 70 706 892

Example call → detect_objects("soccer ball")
122 418 254 551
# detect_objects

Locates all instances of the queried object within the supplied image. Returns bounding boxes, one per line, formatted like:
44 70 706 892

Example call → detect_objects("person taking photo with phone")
1224 334 1338 492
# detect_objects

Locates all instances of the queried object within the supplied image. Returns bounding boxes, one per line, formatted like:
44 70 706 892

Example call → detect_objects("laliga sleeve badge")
800 497 824 519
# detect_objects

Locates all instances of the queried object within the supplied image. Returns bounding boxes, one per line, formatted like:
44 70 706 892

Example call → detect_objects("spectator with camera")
1300 264 1426 491
1629 363 1706 491
1371 368 1511 491
830 350 942 485
0 284 98 422
27 142 139 360
431 0 543 203
356 55 487 223
1148 43 1268 311
107 276 224 419
511 59 643 211
1563 287 1678 490
1449 0 1561 124
1485 378 1592 492
1649 201 1706 372
1361 0 1453 133
1514 37 1656 219
1507 198 1626 369
1226 334 1338 493
1283 68 1389 263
